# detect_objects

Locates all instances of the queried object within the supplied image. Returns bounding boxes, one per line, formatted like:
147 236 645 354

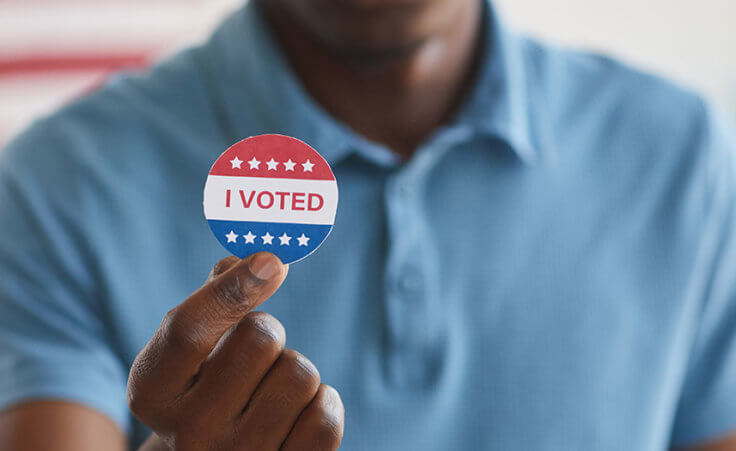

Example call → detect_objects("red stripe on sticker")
208 134 336 181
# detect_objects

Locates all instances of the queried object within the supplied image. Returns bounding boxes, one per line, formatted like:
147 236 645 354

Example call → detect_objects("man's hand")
127 253 344 451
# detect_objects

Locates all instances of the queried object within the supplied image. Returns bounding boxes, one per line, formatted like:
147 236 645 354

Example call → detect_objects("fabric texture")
1 1 736 449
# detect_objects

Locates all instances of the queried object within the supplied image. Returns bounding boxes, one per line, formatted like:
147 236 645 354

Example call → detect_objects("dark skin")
262 0 484 157
1 0 735 449
129 254 344 450
2 254 345 451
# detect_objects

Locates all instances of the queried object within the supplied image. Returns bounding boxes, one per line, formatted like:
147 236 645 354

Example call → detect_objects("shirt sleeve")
670 105 736 446
0 120 130 433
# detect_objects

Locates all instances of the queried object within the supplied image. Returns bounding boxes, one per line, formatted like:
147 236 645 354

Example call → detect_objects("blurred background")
1 0 735 146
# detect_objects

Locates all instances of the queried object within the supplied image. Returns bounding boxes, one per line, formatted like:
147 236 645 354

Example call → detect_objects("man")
1 0 735 449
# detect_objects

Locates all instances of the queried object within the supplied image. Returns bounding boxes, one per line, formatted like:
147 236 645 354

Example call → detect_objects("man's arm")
0 253 344 451
0 401 126 451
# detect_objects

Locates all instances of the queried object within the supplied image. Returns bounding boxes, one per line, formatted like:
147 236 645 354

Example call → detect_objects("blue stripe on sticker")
208 219 333 264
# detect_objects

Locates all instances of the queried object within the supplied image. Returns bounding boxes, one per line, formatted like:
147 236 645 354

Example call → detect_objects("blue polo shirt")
2 1 736 449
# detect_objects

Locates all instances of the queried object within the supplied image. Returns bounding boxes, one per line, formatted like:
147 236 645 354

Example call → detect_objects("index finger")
128 252 287 410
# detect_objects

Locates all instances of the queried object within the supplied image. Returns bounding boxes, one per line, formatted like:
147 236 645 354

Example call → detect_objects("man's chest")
112 149 702 449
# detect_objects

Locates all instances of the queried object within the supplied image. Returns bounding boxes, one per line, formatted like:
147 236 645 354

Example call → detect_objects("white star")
283 159 296 171
266 158 279 170
229 156 243 169
261 232 274 245
248 157 261 170
302 159 314 172
278 233 292 246
297 234 310 246
225 230 239 243
243 231 256 244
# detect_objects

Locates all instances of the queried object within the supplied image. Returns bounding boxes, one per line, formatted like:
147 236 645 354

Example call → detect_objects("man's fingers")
128 252 287 426
237 349 322 450
281 384 345 451
185 311 286 419
205 255 240 283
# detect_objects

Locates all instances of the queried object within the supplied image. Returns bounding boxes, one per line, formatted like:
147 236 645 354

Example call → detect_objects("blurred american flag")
1 0 733 147
0 0 241 145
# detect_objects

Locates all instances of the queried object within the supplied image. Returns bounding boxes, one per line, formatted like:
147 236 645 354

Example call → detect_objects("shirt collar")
202 0 546 166
455 2 547 165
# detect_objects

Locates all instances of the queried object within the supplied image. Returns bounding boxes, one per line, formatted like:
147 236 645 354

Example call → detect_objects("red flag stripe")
0 53 149 76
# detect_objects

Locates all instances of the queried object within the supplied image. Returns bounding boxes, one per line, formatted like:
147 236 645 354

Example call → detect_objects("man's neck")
262 0 485 158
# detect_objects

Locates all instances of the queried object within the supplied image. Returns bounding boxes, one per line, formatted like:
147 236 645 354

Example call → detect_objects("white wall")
495 0 736 118
1 0 734 146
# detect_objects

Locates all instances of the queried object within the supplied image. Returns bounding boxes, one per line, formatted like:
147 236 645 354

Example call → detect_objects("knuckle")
126 375 170 429
126 334 172 425
208 274 249 312
126 381 151 420
279 349 321 393
239 312 286 353
320 384 345 414
161 308 208 353
126 353 179 429
212 256 239 277
313 415 344 447
312 386 345 446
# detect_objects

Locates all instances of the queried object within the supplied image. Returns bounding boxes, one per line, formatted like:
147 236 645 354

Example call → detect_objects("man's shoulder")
0 46 230 232
516 34 735 187
512 33 736 231
520 34 708 150
1 47 221 181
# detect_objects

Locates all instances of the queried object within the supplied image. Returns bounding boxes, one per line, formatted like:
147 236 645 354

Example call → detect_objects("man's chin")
332 38 428 65
268 0 459 63
317 2 440 59
336 0 430 9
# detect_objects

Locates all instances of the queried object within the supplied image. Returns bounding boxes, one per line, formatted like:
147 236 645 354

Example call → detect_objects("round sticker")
203 134 338 264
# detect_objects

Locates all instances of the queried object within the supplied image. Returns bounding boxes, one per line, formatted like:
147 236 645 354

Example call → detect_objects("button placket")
383 168 434 380
397 269 423 297
381 136 473 386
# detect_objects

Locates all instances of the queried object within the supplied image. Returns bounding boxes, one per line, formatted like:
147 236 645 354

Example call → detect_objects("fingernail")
248 253 282 281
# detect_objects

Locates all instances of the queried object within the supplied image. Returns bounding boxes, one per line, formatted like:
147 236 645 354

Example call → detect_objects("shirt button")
396 181 412 198
398 271 423 294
